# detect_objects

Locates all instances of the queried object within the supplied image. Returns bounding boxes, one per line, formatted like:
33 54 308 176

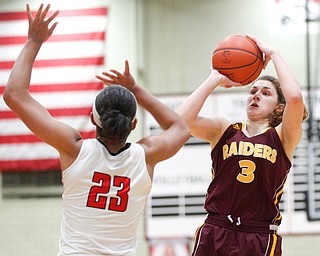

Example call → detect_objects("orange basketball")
212 35 263 85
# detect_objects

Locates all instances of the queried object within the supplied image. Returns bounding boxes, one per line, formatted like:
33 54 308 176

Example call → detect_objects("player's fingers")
46 10 60 24
35 3 44 20
48 22 59 36
263 55 271 69
109 69 122 77
40 4 50 20
245 34 256 42
125 60 130 74
103 72 119 80
95 75 113 85
26 4 33 24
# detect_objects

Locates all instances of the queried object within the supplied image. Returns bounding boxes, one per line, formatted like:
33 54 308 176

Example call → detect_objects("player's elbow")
3 87 16 108
177 120 191 145
286 92 307 121
287 91 303 105
3 85 27 112
182 125 191 143
176 108 195 128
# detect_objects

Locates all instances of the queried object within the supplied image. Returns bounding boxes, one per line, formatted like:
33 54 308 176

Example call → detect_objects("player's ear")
131 117 138 130
90 112 96 126
276 103 285 113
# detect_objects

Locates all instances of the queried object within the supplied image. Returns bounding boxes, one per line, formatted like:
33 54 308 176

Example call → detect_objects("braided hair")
94 85 137 139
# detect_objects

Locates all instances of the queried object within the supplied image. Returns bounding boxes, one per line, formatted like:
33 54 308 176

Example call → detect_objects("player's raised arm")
3 4 82 169
247 34 305 159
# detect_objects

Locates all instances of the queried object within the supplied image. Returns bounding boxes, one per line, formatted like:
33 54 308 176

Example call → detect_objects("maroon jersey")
205 122 291 226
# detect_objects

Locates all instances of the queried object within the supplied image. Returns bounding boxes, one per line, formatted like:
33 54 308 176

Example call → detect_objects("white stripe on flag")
0 90 98 110
1 66 104 85
0 143 59 160
1 40 105 61
0 16 108 37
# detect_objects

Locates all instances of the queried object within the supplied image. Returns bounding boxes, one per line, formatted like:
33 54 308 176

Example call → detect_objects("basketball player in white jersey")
3 4 190 255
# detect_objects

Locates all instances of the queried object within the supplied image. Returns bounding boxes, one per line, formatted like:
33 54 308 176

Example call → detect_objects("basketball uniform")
57 139 152 256
192 122 291 256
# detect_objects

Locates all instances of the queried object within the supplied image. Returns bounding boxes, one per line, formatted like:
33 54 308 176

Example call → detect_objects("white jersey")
57 139 152 256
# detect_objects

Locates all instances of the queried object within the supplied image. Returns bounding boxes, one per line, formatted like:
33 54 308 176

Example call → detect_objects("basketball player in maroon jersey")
177 35 308 256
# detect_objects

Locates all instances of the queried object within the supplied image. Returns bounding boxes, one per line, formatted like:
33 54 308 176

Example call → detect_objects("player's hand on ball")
245 34 276 70
210 69 242 88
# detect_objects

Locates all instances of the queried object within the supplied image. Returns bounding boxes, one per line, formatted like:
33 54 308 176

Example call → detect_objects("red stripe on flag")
0 8 108 21
0 56 104 69
48 107 93 116
0 107 93 119
0 82 104 94
0 131 96 144
0 32 105 45
0 159 61 172
0 134 42 143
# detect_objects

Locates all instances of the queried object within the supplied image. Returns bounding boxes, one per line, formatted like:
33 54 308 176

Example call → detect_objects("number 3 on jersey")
236 160 256 183
86 172 131 212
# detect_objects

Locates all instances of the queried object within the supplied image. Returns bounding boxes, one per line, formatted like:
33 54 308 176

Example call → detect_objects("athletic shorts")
192 215 282 256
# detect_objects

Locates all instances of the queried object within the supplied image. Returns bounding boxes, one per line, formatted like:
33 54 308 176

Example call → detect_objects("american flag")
0 7 108 171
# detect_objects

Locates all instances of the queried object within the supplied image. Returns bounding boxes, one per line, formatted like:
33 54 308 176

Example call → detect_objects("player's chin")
246 107 259 116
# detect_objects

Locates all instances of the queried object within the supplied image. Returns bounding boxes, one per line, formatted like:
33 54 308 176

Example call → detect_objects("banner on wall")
268 0 320 36
0 7 108 171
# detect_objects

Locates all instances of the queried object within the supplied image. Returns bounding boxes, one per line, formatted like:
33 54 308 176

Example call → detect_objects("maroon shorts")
192 215 282 256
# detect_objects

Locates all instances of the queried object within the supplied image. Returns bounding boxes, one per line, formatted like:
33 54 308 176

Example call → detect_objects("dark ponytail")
95 85 137 139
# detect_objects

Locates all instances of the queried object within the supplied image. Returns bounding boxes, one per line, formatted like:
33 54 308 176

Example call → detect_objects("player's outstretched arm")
3 4 82 169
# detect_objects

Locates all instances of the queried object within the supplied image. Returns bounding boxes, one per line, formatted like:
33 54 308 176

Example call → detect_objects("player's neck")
97 137 128 154
245 120 270 137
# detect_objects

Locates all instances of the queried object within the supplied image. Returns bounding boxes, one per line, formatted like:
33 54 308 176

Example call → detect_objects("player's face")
246 80 279 121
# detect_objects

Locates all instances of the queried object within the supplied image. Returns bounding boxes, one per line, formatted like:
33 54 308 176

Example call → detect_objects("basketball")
212 35 263 85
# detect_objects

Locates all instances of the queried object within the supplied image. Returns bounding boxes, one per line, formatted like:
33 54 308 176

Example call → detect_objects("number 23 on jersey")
86 172 131 212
